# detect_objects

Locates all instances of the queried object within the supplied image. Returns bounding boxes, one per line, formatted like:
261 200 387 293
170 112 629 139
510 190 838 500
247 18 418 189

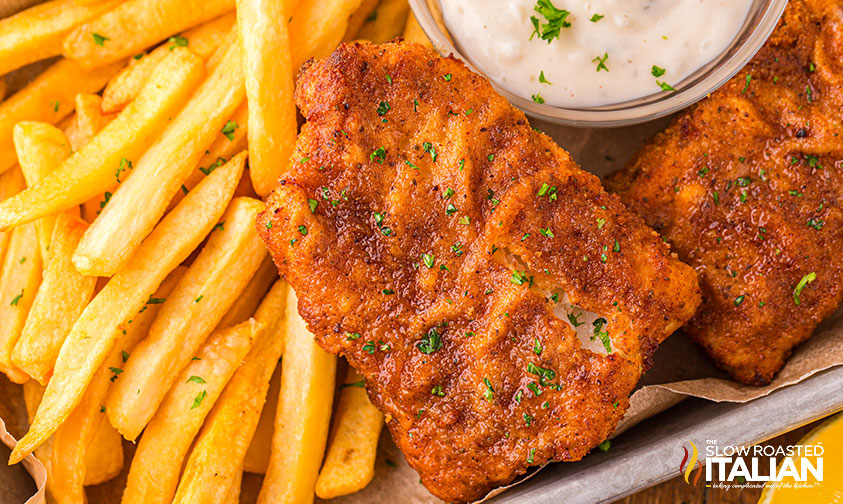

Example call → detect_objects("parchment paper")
0 4 841 500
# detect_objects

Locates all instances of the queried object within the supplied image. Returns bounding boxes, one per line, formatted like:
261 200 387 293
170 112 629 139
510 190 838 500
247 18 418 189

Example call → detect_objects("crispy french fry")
100 13 235 114
0 58 120 176
342 0 378 41
73 41 246 276
66 93 116 151
122 319 262 504
172 280 288 503
50 265 186 503
356 0 408 44
82 418 122 486
22 380 56 502
63 0 234 69
315 367 383 498
12 215 96 385
257 285 337 504
0 223 42 383
106 196 266 440
403 11 432 48
217 255 277 329
228 465 244 503
12 122 73 262
237 0 298 197
0 49 205 231
0 0 120 77
290 0 363 69
8 152 245 464
244 361 280 474
0 167 26 265
167 100 248 211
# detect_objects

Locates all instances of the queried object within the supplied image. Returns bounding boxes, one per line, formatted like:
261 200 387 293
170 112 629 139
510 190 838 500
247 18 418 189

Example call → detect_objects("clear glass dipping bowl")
408 0 789 127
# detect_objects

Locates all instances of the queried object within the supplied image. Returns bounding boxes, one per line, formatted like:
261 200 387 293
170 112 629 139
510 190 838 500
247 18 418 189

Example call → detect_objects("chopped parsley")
168 35 188 49
10 289 23 306
793 272 816 306
538 70 552 84
651 65 666 77
186 375 206 384
370 146 386 164
422 142 437 162
657 81 676 91
115 157 132 183
589 13 604 22
221 120 239 141
741 74 752 94
482 377 495 402
417 327 443 354
191 390 207 409
531 93 545 104
422 253 435 269
734 295 745 307
92 33 109 46
529 0 572 43
592 52 609 72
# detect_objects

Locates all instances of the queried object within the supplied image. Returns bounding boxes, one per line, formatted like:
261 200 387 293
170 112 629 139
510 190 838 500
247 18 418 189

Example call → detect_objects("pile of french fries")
0 0 430 502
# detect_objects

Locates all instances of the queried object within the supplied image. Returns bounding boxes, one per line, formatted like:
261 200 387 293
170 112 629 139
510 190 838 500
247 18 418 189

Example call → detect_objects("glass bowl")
408 0 789 127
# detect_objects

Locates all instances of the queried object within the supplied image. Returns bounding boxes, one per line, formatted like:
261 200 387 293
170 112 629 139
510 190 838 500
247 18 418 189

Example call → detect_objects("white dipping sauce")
441 0 753 107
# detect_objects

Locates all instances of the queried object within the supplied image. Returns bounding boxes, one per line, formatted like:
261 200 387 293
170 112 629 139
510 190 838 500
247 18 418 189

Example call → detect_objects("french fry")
106 196 266 440
8 152 245 464
315 367 384 498
100 13 235 114
237 0 298 197
172 280 288 503
82 419 123 485
229 465 244 503
0 223 42 383
0 0 120 77
50 265 186 503
63 0 234 69
257 285 337 504
0 49 205 231
0 58 120 176
12 215 96 385
0 167 26 265
122 319 262 504
66 93 116 152
217 255 277 329
22 380 57 502
290 0 363 69
73 41 246 276
166 100 248 211
403 11 432 48
244 362 280 474
342 0 378 41
12 122 73 262
355 0 409 44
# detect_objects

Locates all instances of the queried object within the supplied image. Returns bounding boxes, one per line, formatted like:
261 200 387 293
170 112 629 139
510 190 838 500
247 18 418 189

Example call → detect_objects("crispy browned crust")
257 41 700 502
607 0 843 385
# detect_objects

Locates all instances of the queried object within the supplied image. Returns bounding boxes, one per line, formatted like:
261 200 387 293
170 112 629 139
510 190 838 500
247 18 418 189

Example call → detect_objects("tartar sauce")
441 0 753 107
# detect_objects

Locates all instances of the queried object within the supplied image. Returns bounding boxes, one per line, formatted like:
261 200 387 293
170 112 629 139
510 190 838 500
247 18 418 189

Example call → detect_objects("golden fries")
244 362 280 474
73 40 246 276
66 93 115 152
0 58 120 175
0 0 119 77
81 419 123 486
100 12 235 114
315 367 383 498
168 100 248 210
0 49 205 231
257 285 337 504
355 0 409 44
343 0 378 41
217 254 277 329
172 280 287 503
63 0 234 69
12 122 73 262
0 223 42 383
290 0 363 69
12 214 96 385
50 265 185 503
122 319 262 504
237 0 297 197
0 167 26 265
403 11 432 48
9 153 245 463
106 196 266 440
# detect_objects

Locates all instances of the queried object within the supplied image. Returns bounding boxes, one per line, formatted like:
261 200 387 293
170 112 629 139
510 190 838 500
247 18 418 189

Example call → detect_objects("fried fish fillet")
257 41 700 502
607 0 843 385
